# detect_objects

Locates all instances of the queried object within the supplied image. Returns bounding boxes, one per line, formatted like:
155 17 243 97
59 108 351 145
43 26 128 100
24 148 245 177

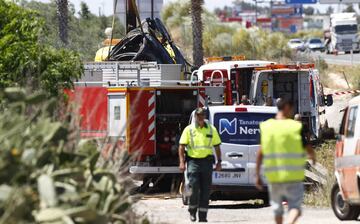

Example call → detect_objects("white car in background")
305 38 326 52
287 39 305 51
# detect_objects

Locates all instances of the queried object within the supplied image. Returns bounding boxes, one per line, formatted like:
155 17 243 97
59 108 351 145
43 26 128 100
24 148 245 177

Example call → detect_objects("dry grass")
319 63 360 90
304 140 336 207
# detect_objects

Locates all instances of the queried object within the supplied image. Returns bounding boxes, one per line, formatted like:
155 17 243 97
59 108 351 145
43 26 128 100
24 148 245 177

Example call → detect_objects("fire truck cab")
196 58 275 105
331 95 360 221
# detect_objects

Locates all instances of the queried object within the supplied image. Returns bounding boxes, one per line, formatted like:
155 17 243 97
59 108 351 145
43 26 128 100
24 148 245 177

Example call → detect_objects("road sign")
285 0 317 4
319 0 360 3
271 4 303 18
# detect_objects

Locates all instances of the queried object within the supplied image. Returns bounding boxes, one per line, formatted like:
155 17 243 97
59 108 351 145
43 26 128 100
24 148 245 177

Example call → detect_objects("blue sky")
35 0 354 15
36 0 232 15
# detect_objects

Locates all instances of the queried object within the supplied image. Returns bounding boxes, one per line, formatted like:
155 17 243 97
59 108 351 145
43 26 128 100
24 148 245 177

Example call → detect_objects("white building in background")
115 0 164 26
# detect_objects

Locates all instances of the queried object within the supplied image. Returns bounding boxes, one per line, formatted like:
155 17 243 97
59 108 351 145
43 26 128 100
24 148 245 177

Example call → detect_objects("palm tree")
56 0 68 45
191 0 204 68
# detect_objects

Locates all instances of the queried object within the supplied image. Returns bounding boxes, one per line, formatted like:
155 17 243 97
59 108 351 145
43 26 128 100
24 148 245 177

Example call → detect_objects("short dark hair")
276 98 294 111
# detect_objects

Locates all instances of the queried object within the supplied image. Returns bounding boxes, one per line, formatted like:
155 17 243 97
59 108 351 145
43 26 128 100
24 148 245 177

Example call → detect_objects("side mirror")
335 134 342 141
324 94 333 106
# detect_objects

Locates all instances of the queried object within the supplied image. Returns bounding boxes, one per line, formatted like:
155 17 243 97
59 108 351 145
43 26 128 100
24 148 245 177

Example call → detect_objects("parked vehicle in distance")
287 39 305 51
331 95 360 221
305 38 325 52
325 13 360 54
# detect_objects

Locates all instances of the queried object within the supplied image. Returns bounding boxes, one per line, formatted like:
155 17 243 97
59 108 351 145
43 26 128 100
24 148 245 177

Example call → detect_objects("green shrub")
304 140 336 207
0 88 145 224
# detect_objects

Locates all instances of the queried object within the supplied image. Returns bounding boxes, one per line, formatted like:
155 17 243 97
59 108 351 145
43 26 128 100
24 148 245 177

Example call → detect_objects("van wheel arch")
331 182 360 220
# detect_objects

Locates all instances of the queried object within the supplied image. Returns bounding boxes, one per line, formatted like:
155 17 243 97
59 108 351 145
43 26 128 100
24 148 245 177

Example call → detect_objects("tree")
0 0 82 95
79 1 90 19
56 0 68 45
191 0 204 68
304 6 315 16
326 6 334 15
343 4 355 12
21 1 124 61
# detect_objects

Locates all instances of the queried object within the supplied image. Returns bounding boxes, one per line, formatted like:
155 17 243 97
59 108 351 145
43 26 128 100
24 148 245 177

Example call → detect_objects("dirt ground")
135 197 359 224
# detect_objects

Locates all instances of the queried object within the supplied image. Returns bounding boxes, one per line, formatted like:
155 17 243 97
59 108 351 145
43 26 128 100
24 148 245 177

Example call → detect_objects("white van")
249 64 332 139
331 95 360 220
182 105 277 204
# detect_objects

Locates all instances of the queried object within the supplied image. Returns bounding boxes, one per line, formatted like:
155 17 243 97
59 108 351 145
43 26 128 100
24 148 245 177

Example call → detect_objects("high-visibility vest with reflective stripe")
260 119 306 183
187 123 214 159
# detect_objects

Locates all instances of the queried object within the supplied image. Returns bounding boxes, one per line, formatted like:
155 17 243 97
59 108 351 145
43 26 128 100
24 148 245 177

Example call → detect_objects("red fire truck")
196 57 275 105
68 61 226 191
67 58 278 191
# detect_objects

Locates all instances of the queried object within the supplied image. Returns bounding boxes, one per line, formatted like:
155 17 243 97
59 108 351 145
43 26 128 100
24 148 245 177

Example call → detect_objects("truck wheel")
331 183 360 220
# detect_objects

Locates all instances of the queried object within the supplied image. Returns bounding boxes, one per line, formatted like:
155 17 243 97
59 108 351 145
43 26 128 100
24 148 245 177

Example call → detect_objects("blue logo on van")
214 113 275 145
219 118 237 135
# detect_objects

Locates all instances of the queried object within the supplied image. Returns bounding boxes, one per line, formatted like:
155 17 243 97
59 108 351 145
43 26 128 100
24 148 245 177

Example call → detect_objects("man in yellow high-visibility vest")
178 108 222 222
255 98 316 224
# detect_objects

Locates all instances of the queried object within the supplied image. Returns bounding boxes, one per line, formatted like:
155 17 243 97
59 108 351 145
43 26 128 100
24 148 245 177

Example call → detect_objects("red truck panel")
203 69 228 83
128 89 156 156
66 87 108 137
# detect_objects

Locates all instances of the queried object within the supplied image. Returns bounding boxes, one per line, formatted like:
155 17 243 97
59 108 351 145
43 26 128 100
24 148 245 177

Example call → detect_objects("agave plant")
0 88 146 224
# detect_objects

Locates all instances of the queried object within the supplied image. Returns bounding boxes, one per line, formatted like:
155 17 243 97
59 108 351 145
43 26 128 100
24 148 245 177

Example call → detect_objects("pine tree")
79 1 90 19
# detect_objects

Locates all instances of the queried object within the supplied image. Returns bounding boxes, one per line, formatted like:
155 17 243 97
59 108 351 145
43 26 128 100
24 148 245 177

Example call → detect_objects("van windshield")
213 112 275 145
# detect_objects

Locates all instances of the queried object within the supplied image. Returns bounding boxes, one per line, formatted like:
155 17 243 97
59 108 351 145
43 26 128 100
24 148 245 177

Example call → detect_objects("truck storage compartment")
273 72 299 113
155 89 198 166
230 68 254 104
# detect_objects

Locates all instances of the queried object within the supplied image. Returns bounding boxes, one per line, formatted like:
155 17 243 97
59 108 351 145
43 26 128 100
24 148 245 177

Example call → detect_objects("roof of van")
349 95 360 106
198 60 275 71
207 105 278 114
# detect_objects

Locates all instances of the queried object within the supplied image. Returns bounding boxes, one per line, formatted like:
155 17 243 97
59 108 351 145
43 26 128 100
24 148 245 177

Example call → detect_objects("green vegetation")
0 88 144 224
304 140 336 207
162 0 292 62
0 2 144 222
0 0 82 95
287 29 323 40
20 0 125 61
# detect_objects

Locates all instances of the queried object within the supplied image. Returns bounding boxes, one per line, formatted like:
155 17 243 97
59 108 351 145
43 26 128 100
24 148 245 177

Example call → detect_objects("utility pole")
126 0 137 33
151 0 154 19
255 0 258 26
270 0 273 31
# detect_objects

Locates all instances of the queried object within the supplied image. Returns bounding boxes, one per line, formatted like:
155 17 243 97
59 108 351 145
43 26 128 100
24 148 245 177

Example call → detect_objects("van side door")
340 105 360 201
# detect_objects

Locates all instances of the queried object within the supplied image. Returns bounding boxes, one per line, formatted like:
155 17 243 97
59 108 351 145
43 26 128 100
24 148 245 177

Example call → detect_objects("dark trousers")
187 158 213 218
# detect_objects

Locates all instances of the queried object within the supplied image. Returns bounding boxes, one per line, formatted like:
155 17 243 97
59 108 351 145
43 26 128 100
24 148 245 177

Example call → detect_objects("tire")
331 183 360 220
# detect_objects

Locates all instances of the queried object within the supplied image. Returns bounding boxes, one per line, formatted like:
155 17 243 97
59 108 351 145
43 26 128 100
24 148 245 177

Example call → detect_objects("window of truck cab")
346 106 358 138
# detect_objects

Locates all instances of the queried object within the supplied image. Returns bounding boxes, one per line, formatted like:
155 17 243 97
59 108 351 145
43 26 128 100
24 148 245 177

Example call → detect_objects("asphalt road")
305 51 360 65
136 197 359 224
315 51 360 65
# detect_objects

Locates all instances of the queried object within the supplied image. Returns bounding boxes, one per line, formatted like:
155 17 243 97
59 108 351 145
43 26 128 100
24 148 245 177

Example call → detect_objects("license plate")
213 172 242 179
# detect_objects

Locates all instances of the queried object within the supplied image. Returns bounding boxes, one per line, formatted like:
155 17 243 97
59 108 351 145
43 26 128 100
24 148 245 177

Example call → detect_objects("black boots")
199 212 207 222
189 211 196 222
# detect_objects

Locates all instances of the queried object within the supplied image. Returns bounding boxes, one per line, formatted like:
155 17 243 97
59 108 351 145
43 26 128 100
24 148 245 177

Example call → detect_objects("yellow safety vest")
179 122 221 159
260 119 306 183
